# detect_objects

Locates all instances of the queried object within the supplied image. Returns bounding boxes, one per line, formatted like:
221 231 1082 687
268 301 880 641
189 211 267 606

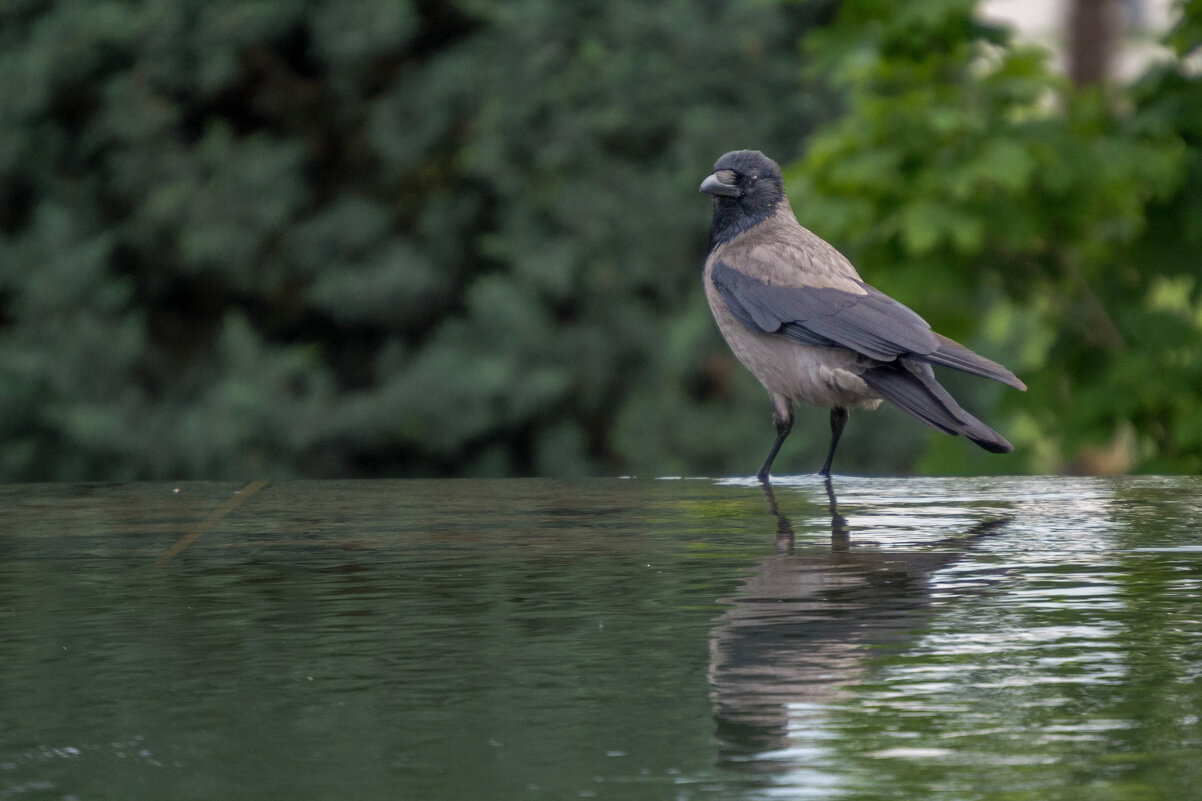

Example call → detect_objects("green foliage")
0 0 835 479
788 0 1202 474
3 0 1201 479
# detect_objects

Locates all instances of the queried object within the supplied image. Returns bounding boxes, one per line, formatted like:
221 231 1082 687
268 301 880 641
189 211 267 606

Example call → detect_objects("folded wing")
710 260 1025 390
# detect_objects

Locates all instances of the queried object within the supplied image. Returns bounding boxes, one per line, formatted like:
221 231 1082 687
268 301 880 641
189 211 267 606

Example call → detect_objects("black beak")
700 173 741 198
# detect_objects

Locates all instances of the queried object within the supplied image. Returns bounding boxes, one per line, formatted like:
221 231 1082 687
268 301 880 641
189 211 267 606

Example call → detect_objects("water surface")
1 476 1200 799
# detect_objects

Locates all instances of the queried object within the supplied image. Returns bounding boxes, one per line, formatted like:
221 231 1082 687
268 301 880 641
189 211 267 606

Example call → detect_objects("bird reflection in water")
762 477 849 555
709 478 1007 770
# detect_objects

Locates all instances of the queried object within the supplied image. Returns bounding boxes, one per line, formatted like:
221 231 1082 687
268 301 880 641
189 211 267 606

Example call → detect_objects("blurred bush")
1 0 1199 480
0 0 835 479
788 0 1202 475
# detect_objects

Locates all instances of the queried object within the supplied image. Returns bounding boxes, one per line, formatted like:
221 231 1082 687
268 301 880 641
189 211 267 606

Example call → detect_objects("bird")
699 149 1025 481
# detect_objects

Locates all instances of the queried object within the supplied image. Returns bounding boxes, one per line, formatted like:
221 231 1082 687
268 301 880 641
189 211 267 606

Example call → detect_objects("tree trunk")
1067 0 1120 86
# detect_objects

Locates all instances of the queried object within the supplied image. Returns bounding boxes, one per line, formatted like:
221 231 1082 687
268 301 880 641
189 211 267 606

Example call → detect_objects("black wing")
710 259 936 361
710 260 1026 389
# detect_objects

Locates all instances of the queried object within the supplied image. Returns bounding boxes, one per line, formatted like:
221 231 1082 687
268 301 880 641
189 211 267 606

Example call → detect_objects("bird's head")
700 150 785 246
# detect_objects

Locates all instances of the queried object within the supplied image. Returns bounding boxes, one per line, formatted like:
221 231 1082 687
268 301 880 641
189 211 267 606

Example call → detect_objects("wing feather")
710 260 1025 393
710 260 937 361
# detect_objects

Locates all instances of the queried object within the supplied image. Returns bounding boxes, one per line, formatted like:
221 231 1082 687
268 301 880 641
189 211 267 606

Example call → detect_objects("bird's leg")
818 406 848 477
756 397 793 483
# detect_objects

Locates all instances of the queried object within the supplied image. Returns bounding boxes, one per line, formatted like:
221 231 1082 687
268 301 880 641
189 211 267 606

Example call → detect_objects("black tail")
917 334 1027 391
861 358 1014 453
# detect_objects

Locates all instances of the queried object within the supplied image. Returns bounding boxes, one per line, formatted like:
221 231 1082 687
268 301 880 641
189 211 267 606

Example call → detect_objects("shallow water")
1 476 1200 800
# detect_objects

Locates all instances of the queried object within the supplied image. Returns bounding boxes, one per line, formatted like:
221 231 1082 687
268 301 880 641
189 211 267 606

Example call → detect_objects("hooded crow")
699 149 1025 481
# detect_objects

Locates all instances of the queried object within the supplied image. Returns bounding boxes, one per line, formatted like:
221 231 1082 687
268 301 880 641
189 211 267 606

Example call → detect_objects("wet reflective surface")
1 476 1200 799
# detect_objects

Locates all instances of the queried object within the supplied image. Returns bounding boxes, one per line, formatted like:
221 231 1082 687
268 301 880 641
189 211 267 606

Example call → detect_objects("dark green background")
2 0 1200 480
